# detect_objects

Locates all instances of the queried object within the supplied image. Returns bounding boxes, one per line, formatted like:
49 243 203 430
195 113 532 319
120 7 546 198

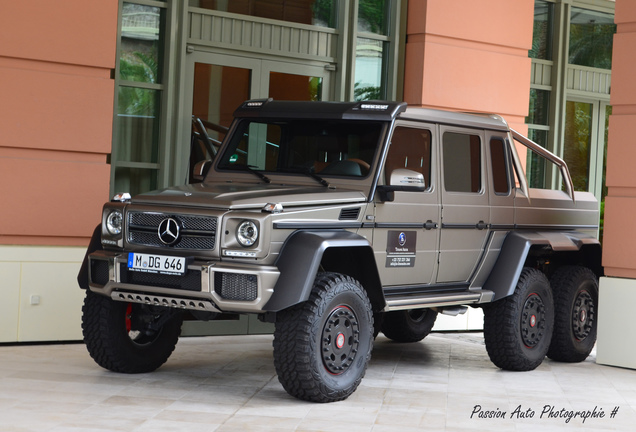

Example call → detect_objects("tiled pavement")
1 332 635 431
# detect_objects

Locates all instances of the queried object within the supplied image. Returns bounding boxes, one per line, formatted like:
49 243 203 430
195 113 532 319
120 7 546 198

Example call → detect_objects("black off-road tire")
547 266 598 363
82 290 183 374
273 272 374 403
483 268 554 371
381 309 438 343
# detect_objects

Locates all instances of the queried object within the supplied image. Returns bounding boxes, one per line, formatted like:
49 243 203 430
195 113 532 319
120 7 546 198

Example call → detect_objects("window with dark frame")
490 137 510 195
443 132 481 193
384 126 432 189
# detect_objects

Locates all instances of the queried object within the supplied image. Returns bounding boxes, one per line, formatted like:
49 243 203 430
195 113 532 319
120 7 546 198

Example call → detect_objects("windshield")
216 119 385 179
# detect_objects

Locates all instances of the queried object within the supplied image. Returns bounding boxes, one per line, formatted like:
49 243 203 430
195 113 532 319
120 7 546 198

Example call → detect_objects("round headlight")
106 211 123 235
237 220 258 247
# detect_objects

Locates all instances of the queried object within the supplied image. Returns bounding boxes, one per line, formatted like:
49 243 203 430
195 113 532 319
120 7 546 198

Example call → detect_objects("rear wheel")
381 309 437 342
82 290 183 373
483 268 554 371
547 266 598 362
273 273 373 402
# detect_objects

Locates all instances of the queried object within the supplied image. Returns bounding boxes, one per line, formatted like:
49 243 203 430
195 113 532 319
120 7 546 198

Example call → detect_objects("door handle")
424 220 438 230
476 221 489 230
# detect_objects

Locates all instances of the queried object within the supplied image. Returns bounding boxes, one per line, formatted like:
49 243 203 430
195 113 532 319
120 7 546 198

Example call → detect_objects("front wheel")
547 266 598 362
82 290 183 373
483 268 554 371
273 272 374 402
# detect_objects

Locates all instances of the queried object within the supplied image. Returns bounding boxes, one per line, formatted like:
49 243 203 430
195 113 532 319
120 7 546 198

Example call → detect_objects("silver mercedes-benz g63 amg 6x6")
79 99 601 402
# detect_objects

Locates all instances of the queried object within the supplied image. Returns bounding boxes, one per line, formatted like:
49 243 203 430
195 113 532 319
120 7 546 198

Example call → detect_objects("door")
182 51 332 181
437 126 490 284
373 122 440 287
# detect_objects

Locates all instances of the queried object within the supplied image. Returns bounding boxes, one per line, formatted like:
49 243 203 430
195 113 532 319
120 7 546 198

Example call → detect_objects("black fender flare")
482 230 602 301
77 224 102 289
264 230 384 312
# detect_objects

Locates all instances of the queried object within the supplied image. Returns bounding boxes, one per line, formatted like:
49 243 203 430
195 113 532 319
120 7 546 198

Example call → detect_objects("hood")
131 182 368 210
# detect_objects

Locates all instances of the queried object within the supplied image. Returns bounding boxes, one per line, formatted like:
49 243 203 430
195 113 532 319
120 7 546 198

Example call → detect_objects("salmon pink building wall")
0 1 117 342
603 1 636 279
0 0 117 246
404 0 534 134
597 0 636 369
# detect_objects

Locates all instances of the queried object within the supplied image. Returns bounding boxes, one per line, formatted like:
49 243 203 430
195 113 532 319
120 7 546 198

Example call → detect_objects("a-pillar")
597 0 636 369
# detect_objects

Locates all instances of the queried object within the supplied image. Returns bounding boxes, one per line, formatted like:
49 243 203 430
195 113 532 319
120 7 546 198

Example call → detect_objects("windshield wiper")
282 167 331 188
231 164 271 184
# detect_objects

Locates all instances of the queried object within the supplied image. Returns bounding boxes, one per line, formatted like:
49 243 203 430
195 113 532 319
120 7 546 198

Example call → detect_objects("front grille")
127 211 217 251
120 264 202 291
90 259 110 286
128 231 216 250
214 272 258 301
129 213 217 231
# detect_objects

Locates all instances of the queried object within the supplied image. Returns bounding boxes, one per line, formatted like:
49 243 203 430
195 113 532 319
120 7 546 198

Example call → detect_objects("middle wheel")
483 267 554 371
273 272 374 403
381 309 438 342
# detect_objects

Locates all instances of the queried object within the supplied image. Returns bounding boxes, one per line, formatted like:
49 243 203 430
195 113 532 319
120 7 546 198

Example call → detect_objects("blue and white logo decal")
398 232 407 247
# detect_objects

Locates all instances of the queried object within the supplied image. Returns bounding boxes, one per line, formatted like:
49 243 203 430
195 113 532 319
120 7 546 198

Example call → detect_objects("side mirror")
376 169 426 202
192 160 213 182
389 168 426 188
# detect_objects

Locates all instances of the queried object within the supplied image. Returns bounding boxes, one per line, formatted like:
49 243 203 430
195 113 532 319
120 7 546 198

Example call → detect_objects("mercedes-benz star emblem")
158 217 181 245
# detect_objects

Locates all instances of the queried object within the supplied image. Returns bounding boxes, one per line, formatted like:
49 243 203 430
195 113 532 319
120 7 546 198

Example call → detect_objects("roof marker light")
360 103 389 110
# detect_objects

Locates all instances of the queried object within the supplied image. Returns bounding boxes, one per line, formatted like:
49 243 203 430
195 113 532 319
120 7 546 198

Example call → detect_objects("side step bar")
384 289 494 312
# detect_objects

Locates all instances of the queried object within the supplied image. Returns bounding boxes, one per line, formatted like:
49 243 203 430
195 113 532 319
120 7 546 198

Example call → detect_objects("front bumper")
88 250 280 313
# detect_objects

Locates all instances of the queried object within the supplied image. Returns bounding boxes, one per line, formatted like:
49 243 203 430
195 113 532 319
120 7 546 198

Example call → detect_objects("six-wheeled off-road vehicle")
79 100 601 402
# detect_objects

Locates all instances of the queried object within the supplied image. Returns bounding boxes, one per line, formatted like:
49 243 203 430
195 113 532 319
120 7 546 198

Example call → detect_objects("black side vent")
339 207 361 221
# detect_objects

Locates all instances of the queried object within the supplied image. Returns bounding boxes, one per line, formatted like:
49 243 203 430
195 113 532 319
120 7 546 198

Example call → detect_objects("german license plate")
127 253 186 275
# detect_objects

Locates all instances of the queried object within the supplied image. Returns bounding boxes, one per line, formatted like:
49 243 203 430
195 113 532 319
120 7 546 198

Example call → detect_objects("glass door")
263 60 330 102
181 52 332 184
563 97 609 201
182 52 262 183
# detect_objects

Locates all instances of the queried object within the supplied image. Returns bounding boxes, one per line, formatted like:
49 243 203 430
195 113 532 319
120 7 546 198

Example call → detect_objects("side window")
385 126 432 188
443 132 481 193
490 137 510 194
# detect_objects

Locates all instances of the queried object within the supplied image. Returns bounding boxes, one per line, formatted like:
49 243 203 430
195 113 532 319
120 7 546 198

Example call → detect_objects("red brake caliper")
125 303 132 333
